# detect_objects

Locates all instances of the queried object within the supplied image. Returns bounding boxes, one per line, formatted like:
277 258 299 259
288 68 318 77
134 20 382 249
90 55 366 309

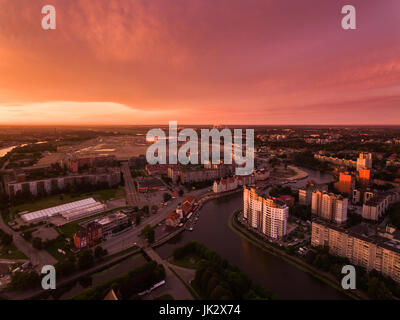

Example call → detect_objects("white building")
311 190 348 224
213 177 238 193
357 153 372 171
243 187 288 239
21 198 105 223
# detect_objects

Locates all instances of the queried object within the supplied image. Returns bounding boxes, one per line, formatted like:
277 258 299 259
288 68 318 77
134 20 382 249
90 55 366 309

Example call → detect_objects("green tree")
141 225 155 243
94 246 107 259
163 193 172 202
56 259 77 277
32 237 43 250
0 233 13 246
78 250 94 270
135 214 141 226
9 271 41 290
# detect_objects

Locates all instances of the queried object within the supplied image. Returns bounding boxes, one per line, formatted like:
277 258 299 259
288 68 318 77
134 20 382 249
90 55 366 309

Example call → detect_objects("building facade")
6 168 121 197
357 153 373 171
334 172 355 195
243 187 288 239
311 220 400 283
311 190 348 224
73 222 103 249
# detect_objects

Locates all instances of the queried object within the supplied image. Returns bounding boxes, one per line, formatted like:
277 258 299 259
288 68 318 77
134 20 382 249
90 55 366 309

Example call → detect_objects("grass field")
45 236 71 261
0 243 28 260
171 253 201 270
59 223 83 238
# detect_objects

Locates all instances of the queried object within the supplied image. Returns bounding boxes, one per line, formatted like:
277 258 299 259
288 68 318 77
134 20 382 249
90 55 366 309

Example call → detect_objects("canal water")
154 168 348 300
58 167 345 300
0 146 17 158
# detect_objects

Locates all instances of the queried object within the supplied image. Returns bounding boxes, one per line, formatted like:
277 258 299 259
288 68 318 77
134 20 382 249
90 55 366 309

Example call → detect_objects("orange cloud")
0 0 400 125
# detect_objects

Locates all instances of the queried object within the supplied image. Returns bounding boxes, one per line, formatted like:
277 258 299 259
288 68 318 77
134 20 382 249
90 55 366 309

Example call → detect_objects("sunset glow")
0 0 400 125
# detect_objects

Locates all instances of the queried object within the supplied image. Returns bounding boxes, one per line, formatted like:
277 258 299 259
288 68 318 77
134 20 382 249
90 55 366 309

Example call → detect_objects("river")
154 167 348 300
0 146 17 158
59 167 346 300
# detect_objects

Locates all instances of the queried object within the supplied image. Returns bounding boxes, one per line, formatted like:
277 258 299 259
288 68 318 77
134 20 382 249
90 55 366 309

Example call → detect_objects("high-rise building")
311 190 348 224
358 167 371 188
357 153 372 171
311 220 400 283
243 187 288 239
298 181 328 206
334 172 355 194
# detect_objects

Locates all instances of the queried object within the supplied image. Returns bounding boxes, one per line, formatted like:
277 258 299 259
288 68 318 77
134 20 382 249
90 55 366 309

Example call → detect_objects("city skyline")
1 0 400 125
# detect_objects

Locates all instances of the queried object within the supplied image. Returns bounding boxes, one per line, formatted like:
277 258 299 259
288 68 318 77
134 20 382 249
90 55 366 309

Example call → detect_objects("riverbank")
229 210 368 300
286 165 309 181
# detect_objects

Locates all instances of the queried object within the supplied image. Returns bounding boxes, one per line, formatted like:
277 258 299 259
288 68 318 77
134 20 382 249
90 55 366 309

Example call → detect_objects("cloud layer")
0 0 400 125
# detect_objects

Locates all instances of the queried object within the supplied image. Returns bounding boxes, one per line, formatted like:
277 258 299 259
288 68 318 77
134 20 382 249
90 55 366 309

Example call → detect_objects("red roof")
182 196 195 215
278 195 294 200
166 211 180 220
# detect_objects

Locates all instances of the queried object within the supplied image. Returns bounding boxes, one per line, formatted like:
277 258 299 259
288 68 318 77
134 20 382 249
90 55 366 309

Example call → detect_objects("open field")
170 253 201 270
0 243 28 260
38 135 149 164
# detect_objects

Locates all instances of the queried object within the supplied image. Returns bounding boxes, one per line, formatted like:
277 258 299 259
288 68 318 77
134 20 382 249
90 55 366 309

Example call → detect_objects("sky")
0 0 399 125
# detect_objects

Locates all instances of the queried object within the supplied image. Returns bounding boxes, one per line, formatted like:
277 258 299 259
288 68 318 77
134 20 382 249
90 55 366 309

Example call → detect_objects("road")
143 247 195 300
0 215 57 270
102 187 210 255
121 162 139 206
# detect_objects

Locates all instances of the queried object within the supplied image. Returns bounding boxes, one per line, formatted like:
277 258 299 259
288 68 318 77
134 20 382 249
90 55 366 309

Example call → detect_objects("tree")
9 271 41 290
141 225 155 244
94 246 107 259
0 233 13 246
135 214 141 226
32 237 43 250
367 277 393 300
56 259 76 277
163 193 172 203
78 250 94 270
22 230 33 241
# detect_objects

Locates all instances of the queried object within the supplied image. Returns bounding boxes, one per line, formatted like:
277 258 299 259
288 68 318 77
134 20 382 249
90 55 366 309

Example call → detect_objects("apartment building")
298 182 328 206
311 190 348 224
243 187 288 239
62 156 117 174
311 220 400 283
358 167 371 187
168 164 233 184
334 172 355 195
357 152 373 171
314 154 356 168
5 168 121 197
362 192 400 221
